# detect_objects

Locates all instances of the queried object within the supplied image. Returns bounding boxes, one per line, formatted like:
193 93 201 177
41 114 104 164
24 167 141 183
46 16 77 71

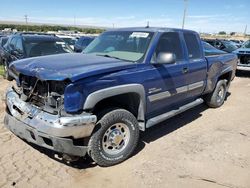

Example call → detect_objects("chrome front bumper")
5 87 97 139
237 64 250 71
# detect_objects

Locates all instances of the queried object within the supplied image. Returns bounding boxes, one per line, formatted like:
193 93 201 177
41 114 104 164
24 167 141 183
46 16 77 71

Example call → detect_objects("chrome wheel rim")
217 86 225 103
102 123 130 155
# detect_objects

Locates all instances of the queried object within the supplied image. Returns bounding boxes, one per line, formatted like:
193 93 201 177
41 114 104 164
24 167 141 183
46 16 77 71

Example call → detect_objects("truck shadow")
22 96 231 169
236 70 250 77
140 104 207 144
23 140 98 169
140 92 231 145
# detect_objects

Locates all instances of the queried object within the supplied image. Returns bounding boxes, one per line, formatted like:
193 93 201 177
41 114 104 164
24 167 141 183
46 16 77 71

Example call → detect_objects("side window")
152 32 184 63
15 38 24 53
9 37 17 50
184 33 202 59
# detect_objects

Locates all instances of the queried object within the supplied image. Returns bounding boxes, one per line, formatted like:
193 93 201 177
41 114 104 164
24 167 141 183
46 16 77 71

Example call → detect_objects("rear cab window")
183 32 203 60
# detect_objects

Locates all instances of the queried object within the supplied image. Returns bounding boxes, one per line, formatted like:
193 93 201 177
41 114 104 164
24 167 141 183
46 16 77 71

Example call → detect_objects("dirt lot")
0 75 250 188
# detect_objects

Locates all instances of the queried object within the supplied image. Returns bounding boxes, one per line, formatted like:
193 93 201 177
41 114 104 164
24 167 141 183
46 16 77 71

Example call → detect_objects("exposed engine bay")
13 75 68 115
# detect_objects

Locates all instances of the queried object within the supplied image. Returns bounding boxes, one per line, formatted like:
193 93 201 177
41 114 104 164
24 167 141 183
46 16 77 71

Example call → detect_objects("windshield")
24 40 73 57
222 41 238 51
242 40 250 48
83 31 154 62
62 38 77 45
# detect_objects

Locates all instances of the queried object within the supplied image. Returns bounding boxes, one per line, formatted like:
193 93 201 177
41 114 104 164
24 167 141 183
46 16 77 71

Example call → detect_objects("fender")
204 55 235 94
221 65 233 76
83 84 146 130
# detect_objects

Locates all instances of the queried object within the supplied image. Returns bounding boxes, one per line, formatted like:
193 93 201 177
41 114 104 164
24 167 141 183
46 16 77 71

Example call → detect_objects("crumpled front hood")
10 53 136 82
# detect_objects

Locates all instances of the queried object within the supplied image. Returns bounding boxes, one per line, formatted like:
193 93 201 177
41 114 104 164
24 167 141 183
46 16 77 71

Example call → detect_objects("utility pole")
182 0 188 29
24 14 28 31
244 24 247 37
112 23 114 28
146 21 149 28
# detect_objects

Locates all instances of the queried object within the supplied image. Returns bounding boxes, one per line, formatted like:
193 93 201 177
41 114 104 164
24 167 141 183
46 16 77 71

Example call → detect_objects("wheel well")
218 71 232 85
92 93 141 120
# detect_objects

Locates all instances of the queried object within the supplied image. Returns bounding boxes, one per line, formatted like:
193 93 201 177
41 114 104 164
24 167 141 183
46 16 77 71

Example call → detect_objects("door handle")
182 67 189 74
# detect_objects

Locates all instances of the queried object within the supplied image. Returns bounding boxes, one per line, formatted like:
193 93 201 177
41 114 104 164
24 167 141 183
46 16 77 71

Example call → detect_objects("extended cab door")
146 32 189 118
183 32 207 99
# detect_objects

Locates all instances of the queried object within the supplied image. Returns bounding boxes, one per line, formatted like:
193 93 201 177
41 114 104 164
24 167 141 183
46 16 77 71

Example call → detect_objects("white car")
56 35 77 49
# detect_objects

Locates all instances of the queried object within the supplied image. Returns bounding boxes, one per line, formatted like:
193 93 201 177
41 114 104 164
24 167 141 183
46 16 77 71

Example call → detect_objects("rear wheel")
88 108 140 167
205 79 227 108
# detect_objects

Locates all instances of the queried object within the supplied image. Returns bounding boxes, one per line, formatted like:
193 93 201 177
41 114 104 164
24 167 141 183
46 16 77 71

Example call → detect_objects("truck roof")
107 27 198 34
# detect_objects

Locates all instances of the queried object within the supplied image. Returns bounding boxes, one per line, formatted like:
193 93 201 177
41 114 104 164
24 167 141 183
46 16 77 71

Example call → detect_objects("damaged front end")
4 75 97 157
15 75 67 114
237 51 250 71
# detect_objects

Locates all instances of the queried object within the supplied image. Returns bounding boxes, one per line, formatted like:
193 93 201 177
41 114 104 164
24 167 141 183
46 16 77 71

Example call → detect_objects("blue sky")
0 0 249 33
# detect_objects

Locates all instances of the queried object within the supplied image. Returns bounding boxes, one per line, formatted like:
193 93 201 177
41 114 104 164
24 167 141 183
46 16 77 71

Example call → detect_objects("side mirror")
156 52 176 64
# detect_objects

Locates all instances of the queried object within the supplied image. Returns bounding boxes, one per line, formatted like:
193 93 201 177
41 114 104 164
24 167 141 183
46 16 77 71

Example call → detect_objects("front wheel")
88 109 140 167
205 79 227 108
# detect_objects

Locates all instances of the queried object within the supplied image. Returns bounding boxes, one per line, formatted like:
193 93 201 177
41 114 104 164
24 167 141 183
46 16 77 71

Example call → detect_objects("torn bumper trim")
4 113 87 156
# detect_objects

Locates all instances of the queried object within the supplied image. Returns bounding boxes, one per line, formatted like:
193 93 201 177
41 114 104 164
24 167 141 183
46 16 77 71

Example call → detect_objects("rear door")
183 32 207 99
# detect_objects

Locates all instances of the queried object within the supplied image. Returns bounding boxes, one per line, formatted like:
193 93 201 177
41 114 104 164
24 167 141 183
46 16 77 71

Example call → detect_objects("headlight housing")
64 84 84 113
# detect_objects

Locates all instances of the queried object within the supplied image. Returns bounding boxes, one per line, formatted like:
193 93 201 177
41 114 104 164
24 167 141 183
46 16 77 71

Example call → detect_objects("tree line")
0 24 105 34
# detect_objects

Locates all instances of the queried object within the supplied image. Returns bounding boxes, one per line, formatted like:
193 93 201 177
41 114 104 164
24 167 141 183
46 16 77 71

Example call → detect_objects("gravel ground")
0 74 250 188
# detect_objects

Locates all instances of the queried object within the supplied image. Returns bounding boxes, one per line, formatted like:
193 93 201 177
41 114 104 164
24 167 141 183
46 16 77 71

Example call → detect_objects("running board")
146 98 204 128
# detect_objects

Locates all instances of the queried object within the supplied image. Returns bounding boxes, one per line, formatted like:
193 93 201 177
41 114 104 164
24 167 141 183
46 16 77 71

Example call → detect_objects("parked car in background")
0 36 8 65
203 39 238 53
233 40 250 71
228 40 242 48
2 32 73 80
56 35 77 49
202 41 226 56
230 39 244 47
74 36 95 52
5 27 237 166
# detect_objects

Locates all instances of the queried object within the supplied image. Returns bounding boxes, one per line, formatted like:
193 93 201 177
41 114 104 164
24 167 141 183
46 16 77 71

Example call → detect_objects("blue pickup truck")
4 27 237 166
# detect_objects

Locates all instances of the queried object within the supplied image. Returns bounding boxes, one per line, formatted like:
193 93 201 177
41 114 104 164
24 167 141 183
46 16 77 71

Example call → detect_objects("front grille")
238 54 250 65
239 51 250 54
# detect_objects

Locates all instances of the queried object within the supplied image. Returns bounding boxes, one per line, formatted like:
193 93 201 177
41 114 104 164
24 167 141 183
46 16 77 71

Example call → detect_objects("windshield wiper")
96 54 134 62
96 54 123 60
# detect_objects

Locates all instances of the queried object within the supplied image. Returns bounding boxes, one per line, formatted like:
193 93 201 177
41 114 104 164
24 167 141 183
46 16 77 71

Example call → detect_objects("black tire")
3 62 13 81
205 79 227 108
88 108 140 167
